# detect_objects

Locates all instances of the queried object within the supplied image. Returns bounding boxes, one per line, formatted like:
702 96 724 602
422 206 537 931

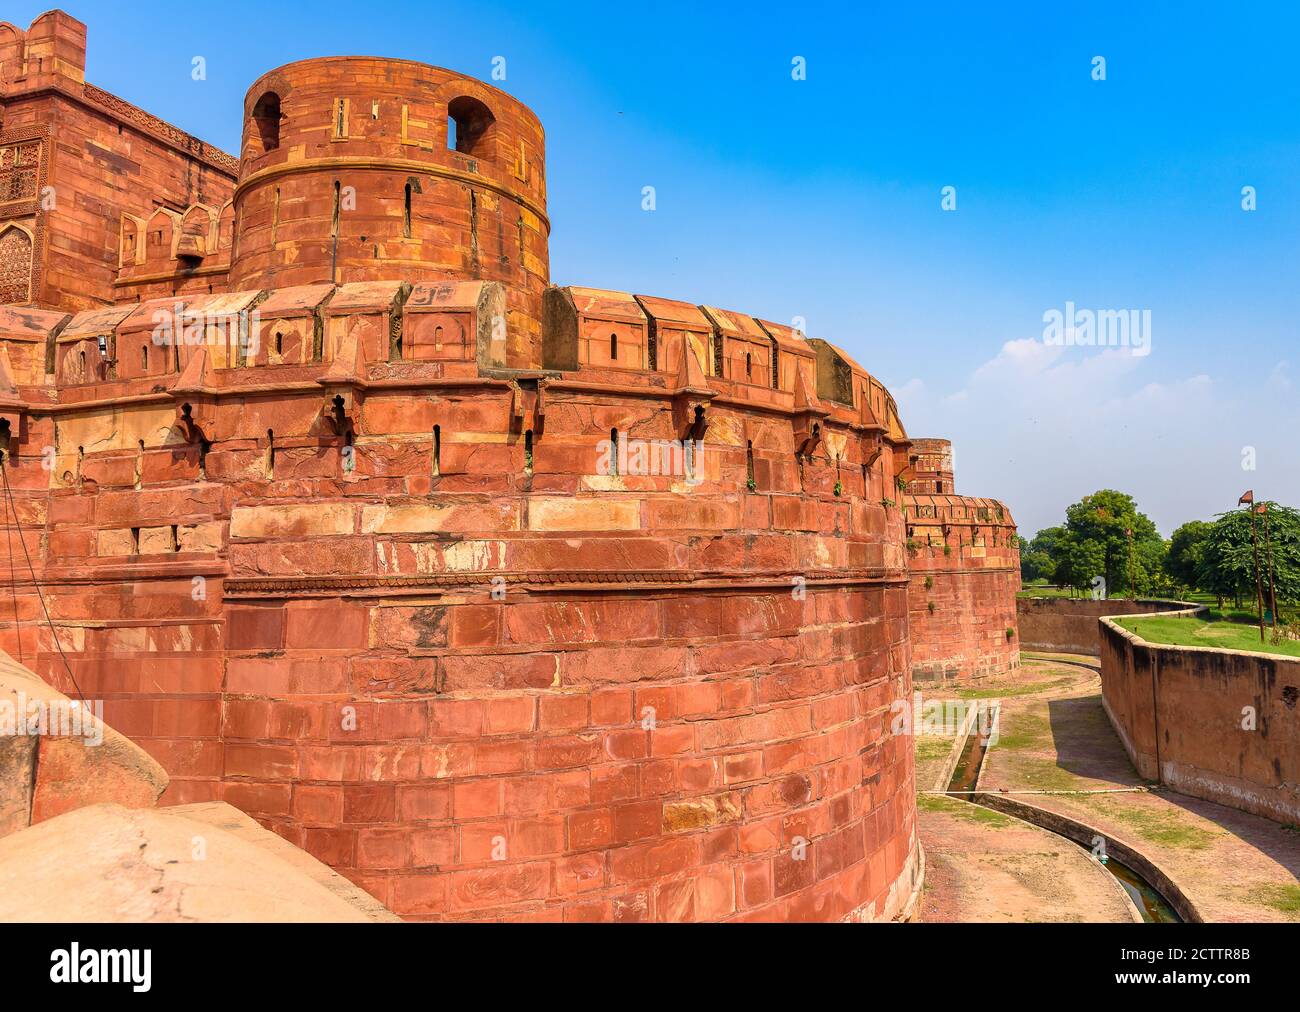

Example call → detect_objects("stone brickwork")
1017 597 1183 656
903 447 1020 683
0 12 237 312
0 10 1024 921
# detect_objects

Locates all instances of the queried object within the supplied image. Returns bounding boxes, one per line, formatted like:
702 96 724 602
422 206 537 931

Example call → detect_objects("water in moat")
1101 857 1181 923
943 724 1182 923
946 727 991 796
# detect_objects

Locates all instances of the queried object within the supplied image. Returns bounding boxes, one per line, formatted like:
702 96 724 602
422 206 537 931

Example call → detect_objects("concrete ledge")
0 650 167 838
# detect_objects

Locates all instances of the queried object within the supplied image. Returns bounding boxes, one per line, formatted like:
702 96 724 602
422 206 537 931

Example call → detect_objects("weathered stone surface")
0 803 399 922
0 10 1033 923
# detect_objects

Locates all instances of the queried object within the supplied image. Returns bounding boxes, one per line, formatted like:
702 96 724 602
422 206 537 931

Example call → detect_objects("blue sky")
15 1 1299 536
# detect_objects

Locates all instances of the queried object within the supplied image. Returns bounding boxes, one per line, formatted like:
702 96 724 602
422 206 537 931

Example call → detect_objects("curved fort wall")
903 438 1020 684
0 286 921 922
0 19 1035 919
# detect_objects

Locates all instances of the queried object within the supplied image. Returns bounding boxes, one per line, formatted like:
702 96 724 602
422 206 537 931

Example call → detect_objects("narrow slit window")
746 441 755 489
610 333 618 362
745 352 752 380
266 429 275 479
610 428 620 476
432 425 441 477
403 182 413 239
342 432 356 473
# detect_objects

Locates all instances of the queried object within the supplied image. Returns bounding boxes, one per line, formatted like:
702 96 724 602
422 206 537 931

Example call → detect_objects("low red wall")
1017 597 1184 656
1100 609 1300 826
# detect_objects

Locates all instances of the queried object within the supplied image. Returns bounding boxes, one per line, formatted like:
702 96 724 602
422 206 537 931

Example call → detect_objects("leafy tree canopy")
1165 520 1212 591
1197 503 1300 606
1056 490 1166 596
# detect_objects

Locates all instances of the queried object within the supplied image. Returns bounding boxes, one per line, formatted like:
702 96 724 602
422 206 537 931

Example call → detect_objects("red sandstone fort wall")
1017 596 1179 656
0 280 923 921
902 443 1020 683
0 13 238 313
0 13 1034 920
230 58 548 367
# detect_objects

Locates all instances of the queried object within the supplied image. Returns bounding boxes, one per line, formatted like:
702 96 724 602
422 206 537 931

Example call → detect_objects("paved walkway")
915 660 1136 922
980 662 1300 922
917 793 1137 922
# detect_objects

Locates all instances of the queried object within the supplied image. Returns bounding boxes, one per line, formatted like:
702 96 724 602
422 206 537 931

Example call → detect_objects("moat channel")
944 725 1181 923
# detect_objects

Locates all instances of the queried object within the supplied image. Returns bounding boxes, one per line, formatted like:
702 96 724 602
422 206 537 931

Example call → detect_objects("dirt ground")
980 661 1300 923
917 792 1137 922
915 659 1136 922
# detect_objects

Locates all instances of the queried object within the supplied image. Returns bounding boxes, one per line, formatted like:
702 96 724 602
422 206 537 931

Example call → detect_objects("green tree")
1021 550 1054 582
1020 526 1066 583
1165 520 1212 592
1058 490 1165 597
1198 503 1300 610
1052 535 1106 595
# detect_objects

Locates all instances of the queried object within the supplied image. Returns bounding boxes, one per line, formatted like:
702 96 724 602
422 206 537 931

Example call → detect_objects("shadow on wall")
1099 608 1300 828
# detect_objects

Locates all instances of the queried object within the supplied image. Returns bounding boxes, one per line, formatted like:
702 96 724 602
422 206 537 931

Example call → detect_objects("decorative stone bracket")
507 377 548 436
671 340 713 443
174 401 208 445
791 365 829 457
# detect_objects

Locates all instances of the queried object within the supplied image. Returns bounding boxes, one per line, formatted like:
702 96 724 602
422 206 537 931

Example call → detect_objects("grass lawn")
1016 584 1076 599
1114 614 1300 658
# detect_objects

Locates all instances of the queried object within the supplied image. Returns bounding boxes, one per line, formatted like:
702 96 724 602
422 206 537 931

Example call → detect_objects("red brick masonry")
0 11 1013 920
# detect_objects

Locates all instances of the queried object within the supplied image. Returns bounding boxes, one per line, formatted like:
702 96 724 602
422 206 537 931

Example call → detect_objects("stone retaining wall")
1017 597 1185 655
1100 607 1300 826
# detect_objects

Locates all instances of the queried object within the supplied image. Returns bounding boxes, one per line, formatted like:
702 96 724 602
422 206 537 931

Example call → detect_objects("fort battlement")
0 12 1017 921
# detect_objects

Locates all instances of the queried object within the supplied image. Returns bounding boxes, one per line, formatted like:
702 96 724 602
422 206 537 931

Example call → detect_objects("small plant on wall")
928 601 937 614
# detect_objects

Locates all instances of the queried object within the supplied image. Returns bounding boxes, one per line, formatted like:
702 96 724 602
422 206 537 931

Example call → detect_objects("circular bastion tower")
229 58 549 366
15 56 944 922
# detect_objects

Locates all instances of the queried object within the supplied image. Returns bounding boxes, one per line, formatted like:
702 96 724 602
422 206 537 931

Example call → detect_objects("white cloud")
892 337 1298 537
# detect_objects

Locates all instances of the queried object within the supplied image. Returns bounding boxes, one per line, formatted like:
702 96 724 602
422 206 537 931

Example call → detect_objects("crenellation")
0 14 1024 922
